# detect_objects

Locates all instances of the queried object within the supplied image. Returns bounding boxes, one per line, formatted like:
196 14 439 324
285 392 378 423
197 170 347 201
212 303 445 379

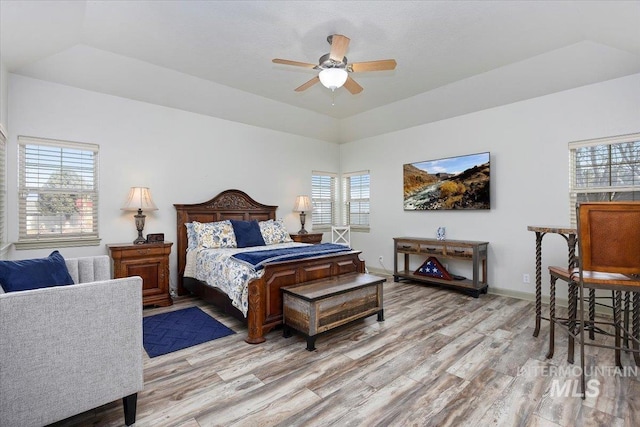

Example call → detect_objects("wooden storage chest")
282 273 385 350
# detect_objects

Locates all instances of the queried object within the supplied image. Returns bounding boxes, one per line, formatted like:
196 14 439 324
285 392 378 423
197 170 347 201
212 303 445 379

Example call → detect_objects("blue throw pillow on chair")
0 250 75 293
230 219 266 248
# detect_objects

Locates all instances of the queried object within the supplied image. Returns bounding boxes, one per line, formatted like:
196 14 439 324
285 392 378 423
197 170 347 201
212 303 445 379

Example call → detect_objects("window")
569 132 640 226
17 136 100 249
311 171 337 231
342 170 370 231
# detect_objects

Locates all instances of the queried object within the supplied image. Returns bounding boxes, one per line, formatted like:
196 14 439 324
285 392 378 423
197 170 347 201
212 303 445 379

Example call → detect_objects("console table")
393 237 489 297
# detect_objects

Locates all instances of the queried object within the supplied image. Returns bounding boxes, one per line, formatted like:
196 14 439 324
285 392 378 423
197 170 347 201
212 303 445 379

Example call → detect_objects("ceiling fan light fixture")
318 68 348 91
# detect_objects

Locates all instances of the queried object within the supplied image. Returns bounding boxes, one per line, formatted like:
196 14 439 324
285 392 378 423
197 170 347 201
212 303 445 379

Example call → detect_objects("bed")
174 189 365 344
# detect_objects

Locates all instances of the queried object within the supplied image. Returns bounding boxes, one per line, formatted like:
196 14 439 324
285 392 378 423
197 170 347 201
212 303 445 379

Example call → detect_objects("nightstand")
107 242 173 307
290 233 323 244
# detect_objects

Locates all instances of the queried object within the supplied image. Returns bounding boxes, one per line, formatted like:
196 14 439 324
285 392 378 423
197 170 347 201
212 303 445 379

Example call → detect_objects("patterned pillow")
259 219 293 245
192 220 237 249
185 222 198 250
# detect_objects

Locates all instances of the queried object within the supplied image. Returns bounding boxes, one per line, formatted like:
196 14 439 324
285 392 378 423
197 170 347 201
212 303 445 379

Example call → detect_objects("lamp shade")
121 187 158 211
318 68 348 90
293 195 312 212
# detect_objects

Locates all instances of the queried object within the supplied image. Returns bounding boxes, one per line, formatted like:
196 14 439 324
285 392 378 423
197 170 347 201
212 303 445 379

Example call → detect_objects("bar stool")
547 201 640 398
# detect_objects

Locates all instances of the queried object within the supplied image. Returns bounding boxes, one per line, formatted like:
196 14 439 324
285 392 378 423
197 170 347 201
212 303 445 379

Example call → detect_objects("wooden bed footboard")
175 189 365 344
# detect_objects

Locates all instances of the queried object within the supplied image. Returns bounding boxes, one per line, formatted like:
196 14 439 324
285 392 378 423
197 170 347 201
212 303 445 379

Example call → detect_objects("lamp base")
298 211 308 235
133 210 147 244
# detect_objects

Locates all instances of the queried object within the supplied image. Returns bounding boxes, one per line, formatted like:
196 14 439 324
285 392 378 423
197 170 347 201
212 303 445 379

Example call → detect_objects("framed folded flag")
414 256 452 281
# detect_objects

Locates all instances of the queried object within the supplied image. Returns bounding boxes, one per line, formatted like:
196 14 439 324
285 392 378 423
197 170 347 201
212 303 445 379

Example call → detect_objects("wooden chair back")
577 202 640 275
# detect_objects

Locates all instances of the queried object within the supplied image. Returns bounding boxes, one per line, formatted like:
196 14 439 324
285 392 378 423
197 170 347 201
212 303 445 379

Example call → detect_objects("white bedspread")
188 242 308 316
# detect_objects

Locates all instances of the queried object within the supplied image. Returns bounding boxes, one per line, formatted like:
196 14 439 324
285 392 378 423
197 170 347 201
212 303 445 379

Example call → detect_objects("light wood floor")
51 276 639 427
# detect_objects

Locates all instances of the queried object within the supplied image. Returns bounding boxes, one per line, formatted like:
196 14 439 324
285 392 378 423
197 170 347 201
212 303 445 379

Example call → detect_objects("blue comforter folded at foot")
231 243 353 270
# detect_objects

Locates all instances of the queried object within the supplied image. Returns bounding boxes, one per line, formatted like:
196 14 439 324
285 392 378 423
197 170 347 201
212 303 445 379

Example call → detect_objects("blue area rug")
143 306 235 358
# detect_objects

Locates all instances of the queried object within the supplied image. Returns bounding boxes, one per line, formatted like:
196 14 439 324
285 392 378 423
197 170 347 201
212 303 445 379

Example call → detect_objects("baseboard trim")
370 266 613 316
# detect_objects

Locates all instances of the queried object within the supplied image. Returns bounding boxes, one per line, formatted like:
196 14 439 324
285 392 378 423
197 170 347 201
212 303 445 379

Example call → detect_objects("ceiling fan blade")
295 76 320 92
349 59 397 72
329 34 350 62
343 76 363 94
272 58 317 69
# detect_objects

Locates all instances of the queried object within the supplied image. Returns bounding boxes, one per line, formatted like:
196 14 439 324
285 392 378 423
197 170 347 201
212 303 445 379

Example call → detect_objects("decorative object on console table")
414 256 452 280
290 232 323 244
108 242 173 307
121 187 158 244
293 195 312 234
393 237 488 298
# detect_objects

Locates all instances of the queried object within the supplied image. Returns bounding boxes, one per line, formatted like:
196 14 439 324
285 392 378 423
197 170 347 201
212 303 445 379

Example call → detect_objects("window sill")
350 227 370 233
314 226 370 233
312 226 331 233
14 237 102 250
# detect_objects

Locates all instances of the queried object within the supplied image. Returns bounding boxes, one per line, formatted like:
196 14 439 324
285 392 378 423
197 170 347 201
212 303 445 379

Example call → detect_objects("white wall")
341 73 640 298
6 72 640 300
7 74 340 291
0 61 7 129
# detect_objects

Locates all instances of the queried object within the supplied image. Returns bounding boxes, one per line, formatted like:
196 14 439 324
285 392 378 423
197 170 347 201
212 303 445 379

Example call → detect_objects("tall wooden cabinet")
108 242 173 307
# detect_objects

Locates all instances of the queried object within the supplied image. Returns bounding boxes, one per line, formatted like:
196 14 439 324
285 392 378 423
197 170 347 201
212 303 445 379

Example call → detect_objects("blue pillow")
230 220 266 248
0 250 75 293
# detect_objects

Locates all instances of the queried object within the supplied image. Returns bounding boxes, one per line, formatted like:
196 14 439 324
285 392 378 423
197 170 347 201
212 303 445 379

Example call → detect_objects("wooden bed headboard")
173 189 277 295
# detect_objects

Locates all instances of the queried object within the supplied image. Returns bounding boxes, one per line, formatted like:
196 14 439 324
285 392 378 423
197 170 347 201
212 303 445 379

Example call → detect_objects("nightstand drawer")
109 244 170 259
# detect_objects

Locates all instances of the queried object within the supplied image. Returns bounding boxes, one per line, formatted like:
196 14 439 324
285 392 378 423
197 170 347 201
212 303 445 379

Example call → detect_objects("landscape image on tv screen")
403 152 490 210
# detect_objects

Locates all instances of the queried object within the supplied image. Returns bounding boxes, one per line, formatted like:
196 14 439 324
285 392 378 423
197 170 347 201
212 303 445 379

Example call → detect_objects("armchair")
0 255 143 426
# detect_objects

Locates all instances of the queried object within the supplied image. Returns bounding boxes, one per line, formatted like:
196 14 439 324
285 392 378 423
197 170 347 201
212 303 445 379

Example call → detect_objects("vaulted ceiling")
1 1 639 142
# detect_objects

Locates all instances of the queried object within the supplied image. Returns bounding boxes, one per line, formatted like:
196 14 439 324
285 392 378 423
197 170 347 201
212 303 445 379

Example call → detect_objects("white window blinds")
311 171 337 229
569 132 640 226
343 170 370 230
18 136 100 245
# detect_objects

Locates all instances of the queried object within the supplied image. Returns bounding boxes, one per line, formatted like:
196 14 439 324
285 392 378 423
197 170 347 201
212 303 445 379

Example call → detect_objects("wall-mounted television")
403 152 490 210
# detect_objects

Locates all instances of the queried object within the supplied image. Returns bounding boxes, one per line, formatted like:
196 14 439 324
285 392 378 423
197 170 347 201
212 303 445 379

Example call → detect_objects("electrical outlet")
523 273 530 284
378 255 384 263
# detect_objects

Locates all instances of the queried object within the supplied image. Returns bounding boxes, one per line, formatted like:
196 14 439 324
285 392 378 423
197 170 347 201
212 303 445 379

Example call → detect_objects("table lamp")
293 195 312 235
121 187 158 244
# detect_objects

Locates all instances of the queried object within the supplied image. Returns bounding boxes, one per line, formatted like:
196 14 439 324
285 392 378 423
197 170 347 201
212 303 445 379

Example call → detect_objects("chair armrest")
0 277 143 427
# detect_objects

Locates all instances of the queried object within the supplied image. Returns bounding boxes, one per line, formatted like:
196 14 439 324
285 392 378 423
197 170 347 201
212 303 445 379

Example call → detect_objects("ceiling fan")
272 34 397 94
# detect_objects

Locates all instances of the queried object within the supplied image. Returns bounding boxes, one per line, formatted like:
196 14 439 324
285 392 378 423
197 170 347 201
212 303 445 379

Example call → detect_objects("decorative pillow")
192 220 237 249
0 250 75 293
230 220 266 248
185 222 198 250
259 219 293 245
